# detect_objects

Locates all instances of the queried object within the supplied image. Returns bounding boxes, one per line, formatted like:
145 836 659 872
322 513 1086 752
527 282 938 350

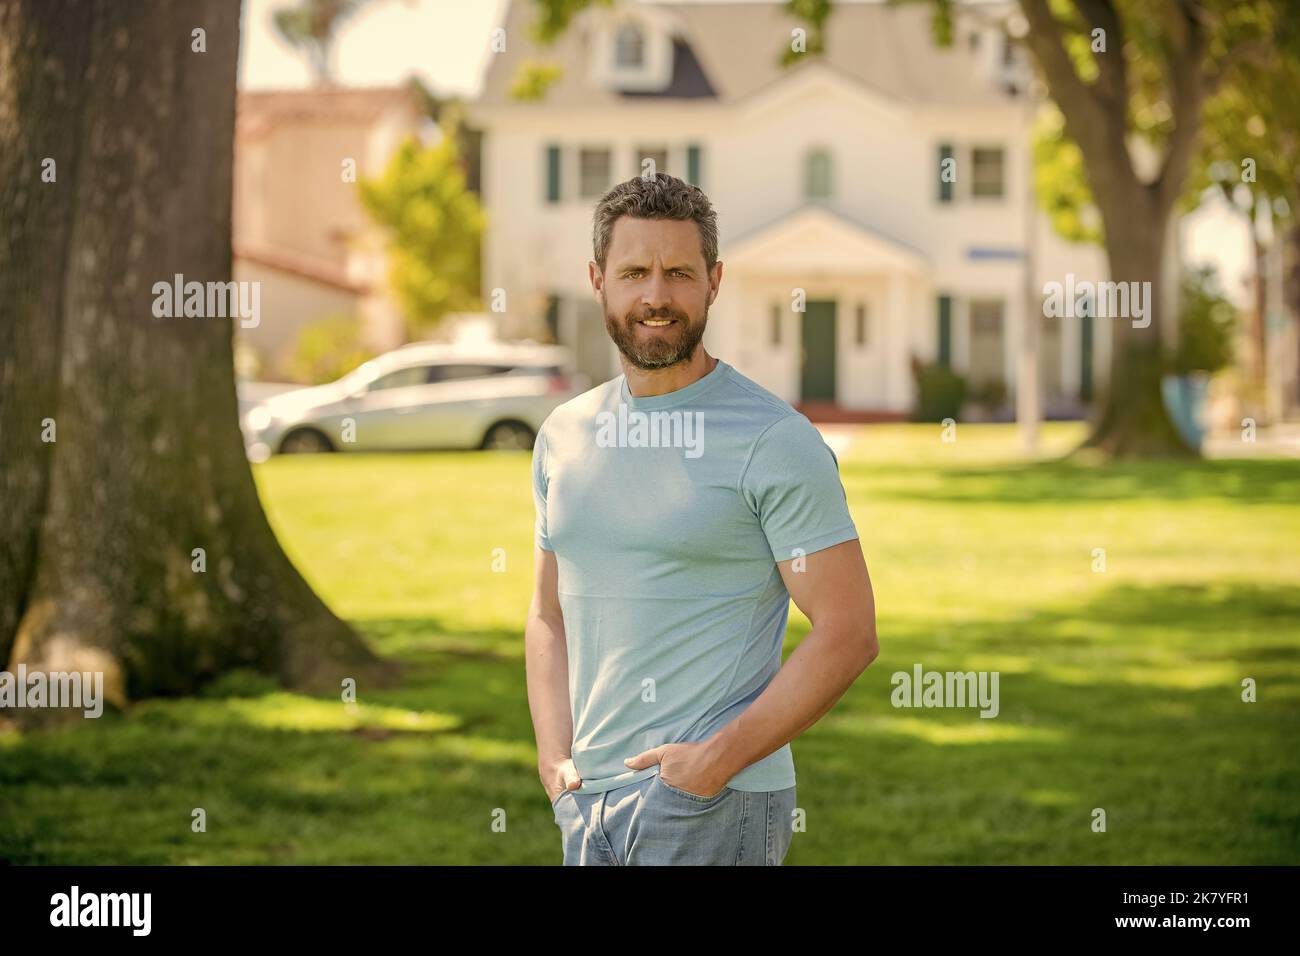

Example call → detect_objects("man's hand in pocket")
542 755 582 804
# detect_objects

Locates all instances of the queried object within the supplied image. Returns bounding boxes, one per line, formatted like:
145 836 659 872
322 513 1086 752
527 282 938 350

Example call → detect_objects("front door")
801 300 837 402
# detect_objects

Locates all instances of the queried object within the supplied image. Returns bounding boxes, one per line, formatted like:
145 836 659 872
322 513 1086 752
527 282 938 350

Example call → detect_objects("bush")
287 314 378 385
968 378 1008 410
910 357 967 422
1171 265 1236 375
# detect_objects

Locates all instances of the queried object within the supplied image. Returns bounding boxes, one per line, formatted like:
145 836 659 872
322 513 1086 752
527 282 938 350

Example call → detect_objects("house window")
855 303 868 347
1000 32 1016 67
579 147 611 198
937 295 952 366
805 148 832 200
634 145 668 178
686 143 703 187
544 144 562 203
968 298 1006 387
615 23 645 69
937 143 955 203
971 147 1005 198
770 303 781 347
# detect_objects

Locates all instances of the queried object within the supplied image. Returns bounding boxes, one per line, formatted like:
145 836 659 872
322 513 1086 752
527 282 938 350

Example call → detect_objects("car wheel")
481 420 536 451
279 428 334 454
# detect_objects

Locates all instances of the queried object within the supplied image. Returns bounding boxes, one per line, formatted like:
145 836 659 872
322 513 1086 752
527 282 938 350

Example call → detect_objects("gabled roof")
236 86 421 140
477 0 1018 111
725 204 927 275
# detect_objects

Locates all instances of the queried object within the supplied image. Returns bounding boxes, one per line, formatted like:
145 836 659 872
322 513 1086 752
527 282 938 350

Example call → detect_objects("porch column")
886 271 910 410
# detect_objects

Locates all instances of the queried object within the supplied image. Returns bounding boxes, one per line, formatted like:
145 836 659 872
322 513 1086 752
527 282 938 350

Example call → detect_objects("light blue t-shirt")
532 358 859 794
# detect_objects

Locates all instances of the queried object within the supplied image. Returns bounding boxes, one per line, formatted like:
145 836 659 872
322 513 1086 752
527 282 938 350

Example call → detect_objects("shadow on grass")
791 580 1300 864
844 457 1300 506
1 583 1296 864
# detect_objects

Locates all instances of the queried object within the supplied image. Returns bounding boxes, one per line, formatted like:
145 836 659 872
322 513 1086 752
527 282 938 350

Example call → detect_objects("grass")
2 422 1298 864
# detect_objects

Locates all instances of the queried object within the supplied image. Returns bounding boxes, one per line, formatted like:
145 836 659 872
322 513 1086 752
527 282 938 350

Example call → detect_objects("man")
525 173 878 866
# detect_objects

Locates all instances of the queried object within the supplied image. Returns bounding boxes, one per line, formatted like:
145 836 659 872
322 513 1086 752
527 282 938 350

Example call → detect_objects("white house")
470 0 1113 419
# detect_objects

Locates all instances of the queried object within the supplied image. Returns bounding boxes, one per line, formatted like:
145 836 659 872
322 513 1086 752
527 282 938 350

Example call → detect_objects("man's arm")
525 545 582 801
634 538 877 794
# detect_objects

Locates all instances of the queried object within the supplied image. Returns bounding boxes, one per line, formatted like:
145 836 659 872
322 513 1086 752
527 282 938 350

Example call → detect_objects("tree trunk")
0 0 397 708
1287 223 1300 414
1079 200 1196 458
1250 230 1269 393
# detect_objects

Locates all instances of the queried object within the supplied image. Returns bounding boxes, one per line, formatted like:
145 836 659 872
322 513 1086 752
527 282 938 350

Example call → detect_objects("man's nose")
641 271 671 310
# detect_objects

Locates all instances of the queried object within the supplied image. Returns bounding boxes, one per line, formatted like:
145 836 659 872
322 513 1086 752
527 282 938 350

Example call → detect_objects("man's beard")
604 302 709 370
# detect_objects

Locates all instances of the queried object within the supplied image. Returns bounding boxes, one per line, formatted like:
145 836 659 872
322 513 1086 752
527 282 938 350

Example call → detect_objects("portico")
705 204 930 416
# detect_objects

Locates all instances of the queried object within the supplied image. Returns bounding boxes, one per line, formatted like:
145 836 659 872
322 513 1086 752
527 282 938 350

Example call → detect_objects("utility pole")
1016 66 1043 453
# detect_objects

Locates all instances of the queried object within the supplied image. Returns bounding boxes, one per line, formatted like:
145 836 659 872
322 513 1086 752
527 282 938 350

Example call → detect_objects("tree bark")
0 0 397 708
1078 206 1194 457
1017 0 1199 459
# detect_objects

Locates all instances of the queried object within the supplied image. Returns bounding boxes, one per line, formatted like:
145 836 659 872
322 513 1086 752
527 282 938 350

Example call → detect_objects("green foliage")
358 135 485 337
528 0 613 45
1171 265 1236 375
1033 105 1104 245
509 60 564 101
781 0 830 64
287 314 378 385
1189 7 1300 220
910 357 967 422
272 0 377 84
968 378 1008 410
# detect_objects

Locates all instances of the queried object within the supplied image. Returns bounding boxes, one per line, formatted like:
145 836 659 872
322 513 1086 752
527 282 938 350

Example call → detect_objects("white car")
240 342 581 458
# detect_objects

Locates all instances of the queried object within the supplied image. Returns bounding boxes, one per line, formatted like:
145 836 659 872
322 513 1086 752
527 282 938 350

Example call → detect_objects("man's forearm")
704 618 877 780
525 611 573 770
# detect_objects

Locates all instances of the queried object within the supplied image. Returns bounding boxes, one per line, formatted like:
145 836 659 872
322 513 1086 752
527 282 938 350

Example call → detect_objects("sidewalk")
1204 423 1300 459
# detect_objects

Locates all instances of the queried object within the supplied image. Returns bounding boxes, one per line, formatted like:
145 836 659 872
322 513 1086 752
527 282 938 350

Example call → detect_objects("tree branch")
1155 0 1208 211
1073 0 1128 110
1018 0 1138 205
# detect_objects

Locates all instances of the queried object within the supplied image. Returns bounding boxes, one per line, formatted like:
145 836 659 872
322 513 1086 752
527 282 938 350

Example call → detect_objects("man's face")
592 217 721 370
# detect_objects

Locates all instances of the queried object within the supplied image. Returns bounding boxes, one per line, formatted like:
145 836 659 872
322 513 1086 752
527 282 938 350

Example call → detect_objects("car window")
368 365 434 391
429 364 513 383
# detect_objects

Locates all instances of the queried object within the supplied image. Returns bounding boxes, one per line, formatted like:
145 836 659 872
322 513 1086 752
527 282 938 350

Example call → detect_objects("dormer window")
615 23 645 70
804 148 833 200
589 12 674 93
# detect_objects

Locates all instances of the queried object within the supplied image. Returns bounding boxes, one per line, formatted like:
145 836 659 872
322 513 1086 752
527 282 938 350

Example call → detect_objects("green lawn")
3 422 1298 864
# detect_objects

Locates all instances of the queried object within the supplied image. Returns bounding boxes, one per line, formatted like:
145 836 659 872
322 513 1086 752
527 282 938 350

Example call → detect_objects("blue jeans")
551 772 796 865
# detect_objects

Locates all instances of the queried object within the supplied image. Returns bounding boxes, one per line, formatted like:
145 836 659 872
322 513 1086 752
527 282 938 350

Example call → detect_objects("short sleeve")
739 414 858 563
531 423 554 551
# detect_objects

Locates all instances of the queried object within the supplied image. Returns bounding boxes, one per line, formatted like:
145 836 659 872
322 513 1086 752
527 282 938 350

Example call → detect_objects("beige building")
232 86 430 380
470 0 1116 420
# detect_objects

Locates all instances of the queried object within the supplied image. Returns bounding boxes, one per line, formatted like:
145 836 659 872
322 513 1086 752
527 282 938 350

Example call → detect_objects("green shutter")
1080 313 1094 402
937 295 952 366
545 145 561 203
544 295 560 343
686 144 702 187
805 150 832 199
937 143 954 203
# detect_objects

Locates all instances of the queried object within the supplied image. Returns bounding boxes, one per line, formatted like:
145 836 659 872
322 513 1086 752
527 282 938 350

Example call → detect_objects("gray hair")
592 173 719 275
